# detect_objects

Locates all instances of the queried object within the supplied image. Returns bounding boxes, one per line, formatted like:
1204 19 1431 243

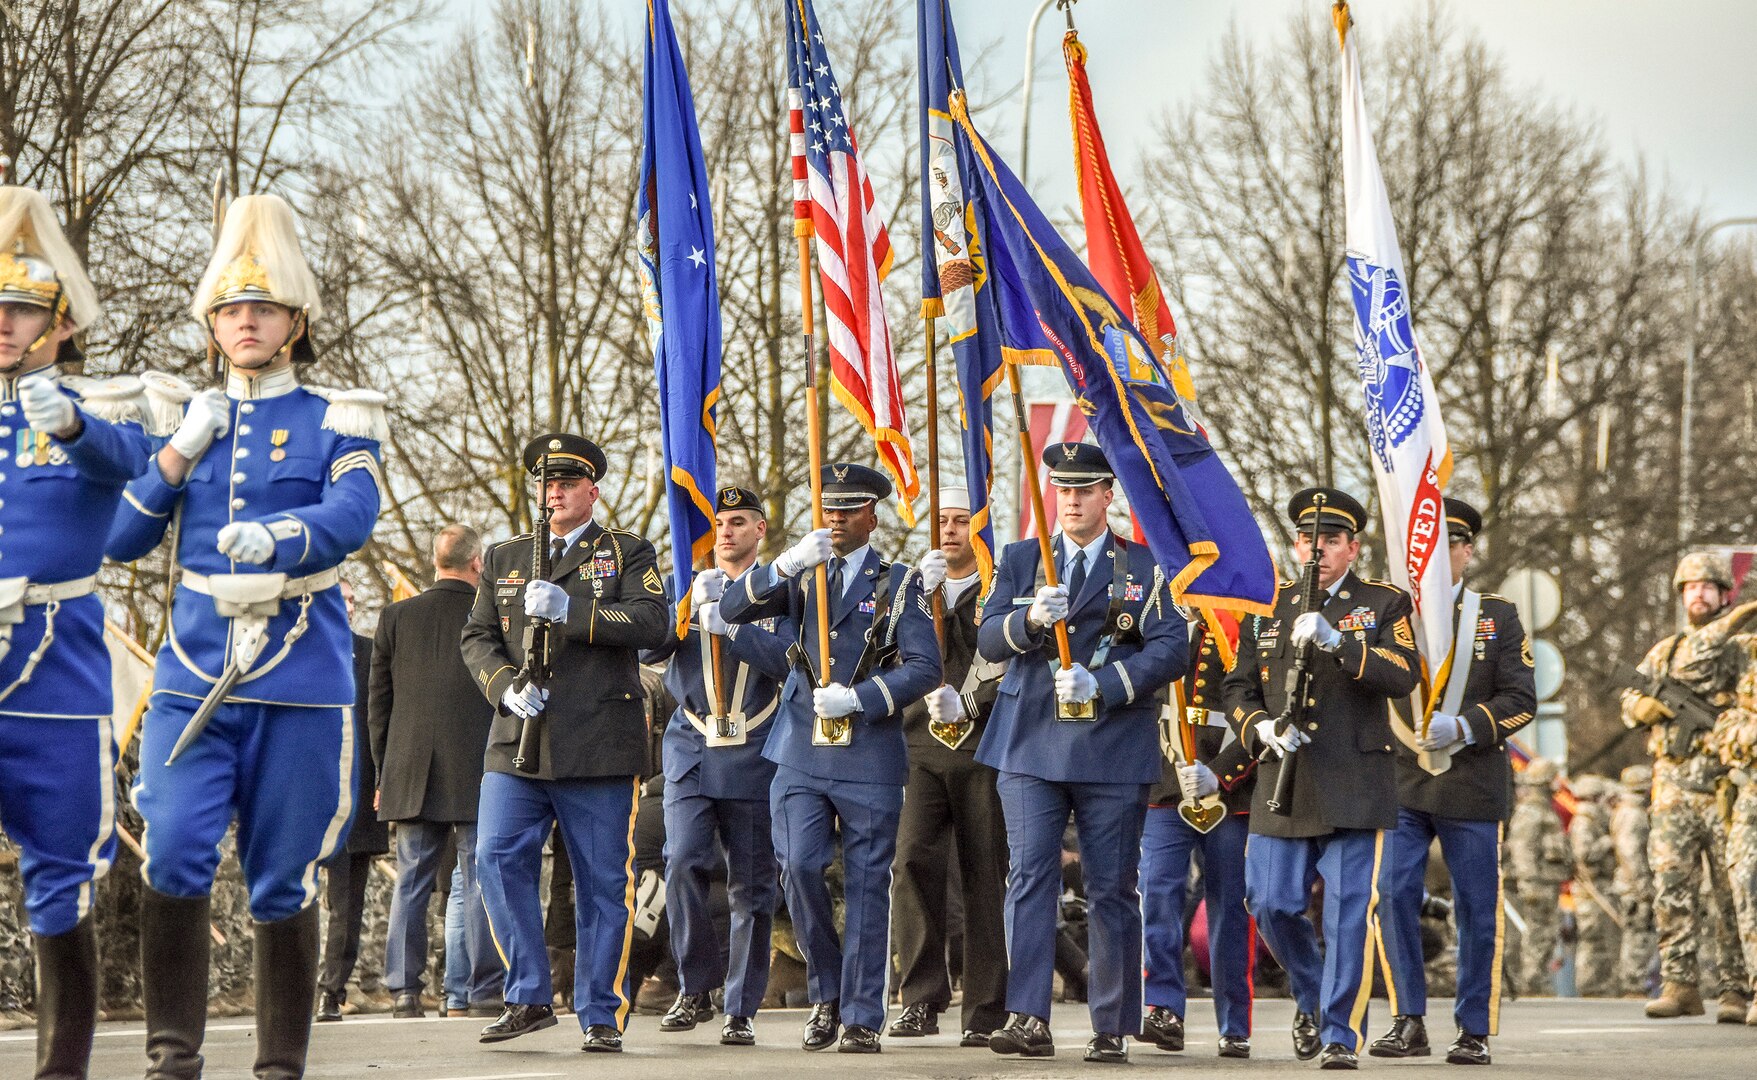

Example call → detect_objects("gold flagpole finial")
1333 2 1351 50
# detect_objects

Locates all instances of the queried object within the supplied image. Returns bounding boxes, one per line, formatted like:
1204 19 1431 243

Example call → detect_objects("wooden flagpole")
1005 361 1075 672
795 235 833 693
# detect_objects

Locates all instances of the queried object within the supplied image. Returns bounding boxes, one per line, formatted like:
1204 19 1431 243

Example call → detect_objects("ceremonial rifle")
1264 492 1326 816
1612 659 1721 760
513 456 555 773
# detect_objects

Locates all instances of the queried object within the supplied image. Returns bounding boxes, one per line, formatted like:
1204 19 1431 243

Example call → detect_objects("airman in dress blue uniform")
976 442 1190 1064
642 485 791 1047
1215 487 1421 1071
718 463 941 1054
107 195 385 1080
0 186 153 1080
1370 498 1535 1067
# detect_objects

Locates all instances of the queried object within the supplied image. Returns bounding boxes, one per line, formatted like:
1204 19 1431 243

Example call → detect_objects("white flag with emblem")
1335 3 1454 696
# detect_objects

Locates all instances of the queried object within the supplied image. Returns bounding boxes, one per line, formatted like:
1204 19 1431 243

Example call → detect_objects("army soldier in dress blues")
1371 499 1535 1067
976 442 1189 1064
642 485 791 1047
108 194 385 1080
1217 487 1420 1071
1141 623 1256 1060
717 462 941 1054
0 186 153 1080
461 434 670 1053
888 487 1009 1047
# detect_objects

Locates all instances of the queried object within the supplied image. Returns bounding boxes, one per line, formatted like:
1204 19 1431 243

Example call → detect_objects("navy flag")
638 0 721 630
938 74 1275 615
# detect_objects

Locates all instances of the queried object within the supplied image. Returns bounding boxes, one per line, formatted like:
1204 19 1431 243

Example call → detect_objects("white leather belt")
180 566 342 601
0 574 98 624
683 697 779 745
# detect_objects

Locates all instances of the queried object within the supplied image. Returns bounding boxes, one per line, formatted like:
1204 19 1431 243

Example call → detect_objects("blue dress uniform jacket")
1215 570 1422 838
975 533 1188 784
642 584 791 802
718 548 941 785
107 380 383 706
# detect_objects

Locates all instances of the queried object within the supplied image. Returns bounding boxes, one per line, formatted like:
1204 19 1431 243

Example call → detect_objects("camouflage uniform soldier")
1707 649 1757 1025
1620 552 1752 1021
1568 776 1622 997
1506 758 1569 995
1613 764 1656 997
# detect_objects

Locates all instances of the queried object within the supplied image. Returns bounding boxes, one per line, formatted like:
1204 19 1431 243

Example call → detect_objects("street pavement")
5 997 1753 1078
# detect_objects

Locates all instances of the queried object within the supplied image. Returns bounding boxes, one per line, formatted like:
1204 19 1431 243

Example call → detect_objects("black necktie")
550 538 567 569
1065 548 1088 602
828 556 846 604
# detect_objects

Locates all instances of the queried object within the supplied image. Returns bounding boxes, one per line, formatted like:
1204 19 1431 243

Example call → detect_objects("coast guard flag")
941 81 1275 615
638 0 720 630
1336 2 1454 686
789 0 917 525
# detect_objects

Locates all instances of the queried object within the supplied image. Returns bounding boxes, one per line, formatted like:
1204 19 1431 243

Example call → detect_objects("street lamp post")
1019 0 1077 185
1680 216 1757 550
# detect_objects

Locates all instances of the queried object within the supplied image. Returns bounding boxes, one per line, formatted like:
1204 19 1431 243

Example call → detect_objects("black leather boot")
34 916 99 1080
253 905 320 1080
143 888 211 1080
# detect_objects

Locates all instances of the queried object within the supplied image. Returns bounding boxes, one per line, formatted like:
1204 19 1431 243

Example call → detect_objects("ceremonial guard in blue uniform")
642 485 790 1047
1217 488 1421 1070
109 195 385 1080
718 463 940 1054
460 434 670 1053
976 443 1189 1064
1141 622 1256 1059
0 186 153 1080
1370 499 1535 1066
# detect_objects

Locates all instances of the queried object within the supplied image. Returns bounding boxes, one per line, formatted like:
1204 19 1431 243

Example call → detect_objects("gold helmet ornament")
191 194 322 371
0 186 100 366
1673 550 1733 593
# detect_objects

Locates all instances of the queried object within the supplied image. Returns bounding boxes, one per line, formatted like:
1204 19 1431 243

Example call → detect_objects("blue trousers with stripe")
1245 828 1389 1051
133 697 353 920
0 712 118 935
1382 808 1503 1036
770 764 901 1033
1141 807 1254 1037
476 771 639 1031
663 785 778 1019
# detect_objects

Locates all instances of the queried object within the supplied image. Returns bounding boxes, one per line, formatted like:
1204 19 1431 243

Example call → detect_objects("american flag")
787 0 917 524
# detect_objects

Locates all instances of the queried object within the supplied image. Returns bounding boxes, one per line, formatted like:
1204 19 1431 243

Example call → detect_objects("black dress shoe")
960 1028 992 1047
582 1024 623 1052
316 989 344 1022
721 1015 756 1046
990 1013 1055 1057
393 991 424 1019
1143 1005 1184 1051
1446 1031 1491 1066
660 991 716 1032
1369 1014 1430 1058
1292 1011 1321 1061
479 1003 558 1043
1319 1042 1360 1070
1217 1035 1251 1058
802 1001 841 1051
1084 1032 1129 1063
838 1025 882 1053
888 1002 940 1037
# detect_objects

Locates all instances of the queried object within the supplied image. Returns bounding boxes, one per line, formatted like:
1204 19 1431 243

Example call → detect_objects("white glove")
776 528 833 577
1054 662 1098 705
524 579 569 621
1291 611 1342 652
169 389 231 459
18 375 75 435
1420 711 1467 751
501 681 549 719
215 521 274 565
1027 583 1070 628
698 600 728 636
1177 762 1219 801
1254 717 1310 758
924 685 963 725
916 549 948 594
813 682 860 719
690 568 727 606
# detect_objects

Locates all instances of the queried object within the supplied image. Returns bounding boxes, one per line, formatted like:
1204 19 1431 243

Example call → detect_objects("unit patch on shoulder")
642 567 664 594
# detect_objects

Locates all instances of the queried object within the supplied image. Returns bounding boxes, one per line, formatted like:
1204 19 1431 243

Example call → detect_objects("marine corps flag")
1335 2 1455 685
638 0 721 629
937 57 1275 614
